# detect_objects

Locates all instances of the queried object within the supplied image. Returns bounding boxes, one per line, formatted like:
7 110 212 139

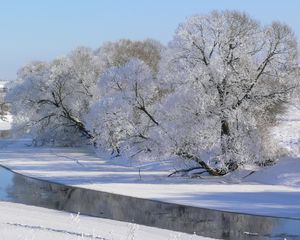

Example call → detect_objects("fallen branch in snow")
176 151 228 176
242 171 256 179
168 167 207 177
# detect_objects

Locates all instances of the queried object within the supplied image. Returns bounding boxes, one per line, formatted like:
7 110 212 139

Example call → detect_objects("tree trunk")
220 118 238 172
176 151 227 176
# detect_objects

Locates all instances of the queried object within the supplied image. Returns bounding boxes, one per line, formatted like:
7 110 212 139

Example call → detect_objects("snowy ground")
0 115 11 130
271 104 300 156
0 104 300 240
0 201 212 240
1 140 300 218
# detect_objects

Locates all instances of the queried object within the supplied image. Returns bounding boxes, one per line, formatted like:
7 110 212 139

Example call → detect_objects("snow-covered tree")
157 11 299 175
7 47 102 145
7 39 164 147
86 59 161 158
6 11 299 176
96 39 164 73
86 39 165 157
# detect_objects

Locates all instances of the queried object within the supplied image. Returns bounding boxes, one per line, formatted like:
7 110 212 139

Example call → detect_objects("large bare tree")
158 11 299 175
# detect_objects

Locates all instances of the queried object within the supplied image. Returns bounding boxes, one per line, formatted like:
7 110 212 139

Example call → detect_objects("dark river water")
1 166 300 239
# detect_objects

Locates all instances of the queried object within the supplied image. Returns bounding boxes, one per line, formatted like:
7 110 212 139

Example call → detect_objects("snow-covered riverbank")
1 137 300 219
0 202 212 240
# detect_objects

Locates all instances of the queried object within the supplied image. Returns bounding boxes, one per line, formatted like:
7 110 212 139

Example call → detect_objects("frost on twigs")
157 11 299 176
7 11 300 176
7 48 102 146
85 59 162 160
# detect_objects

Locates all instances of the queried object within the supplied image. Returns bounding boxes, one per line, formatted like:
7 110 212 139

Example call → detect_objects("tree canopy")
7 11 300 175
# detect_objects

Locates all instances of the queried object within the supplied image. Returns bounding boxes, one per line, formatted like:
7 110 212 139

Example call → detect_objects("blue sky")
0 0 299 80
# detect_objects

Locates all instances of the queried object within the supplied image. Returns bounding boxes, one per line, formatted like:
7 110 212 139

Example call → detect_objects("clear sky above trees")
0 0 299 80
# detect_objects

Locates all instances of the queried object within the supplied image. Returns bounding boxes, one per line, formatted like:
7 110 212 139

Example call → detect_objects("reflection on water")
0 130 10 138
0 167 300 239
0 166 13 200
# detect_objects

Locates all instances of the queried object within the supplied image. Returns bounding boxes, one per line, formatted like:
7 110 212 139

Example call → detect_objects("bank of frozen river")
1 138 300 219
0 202 212 240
